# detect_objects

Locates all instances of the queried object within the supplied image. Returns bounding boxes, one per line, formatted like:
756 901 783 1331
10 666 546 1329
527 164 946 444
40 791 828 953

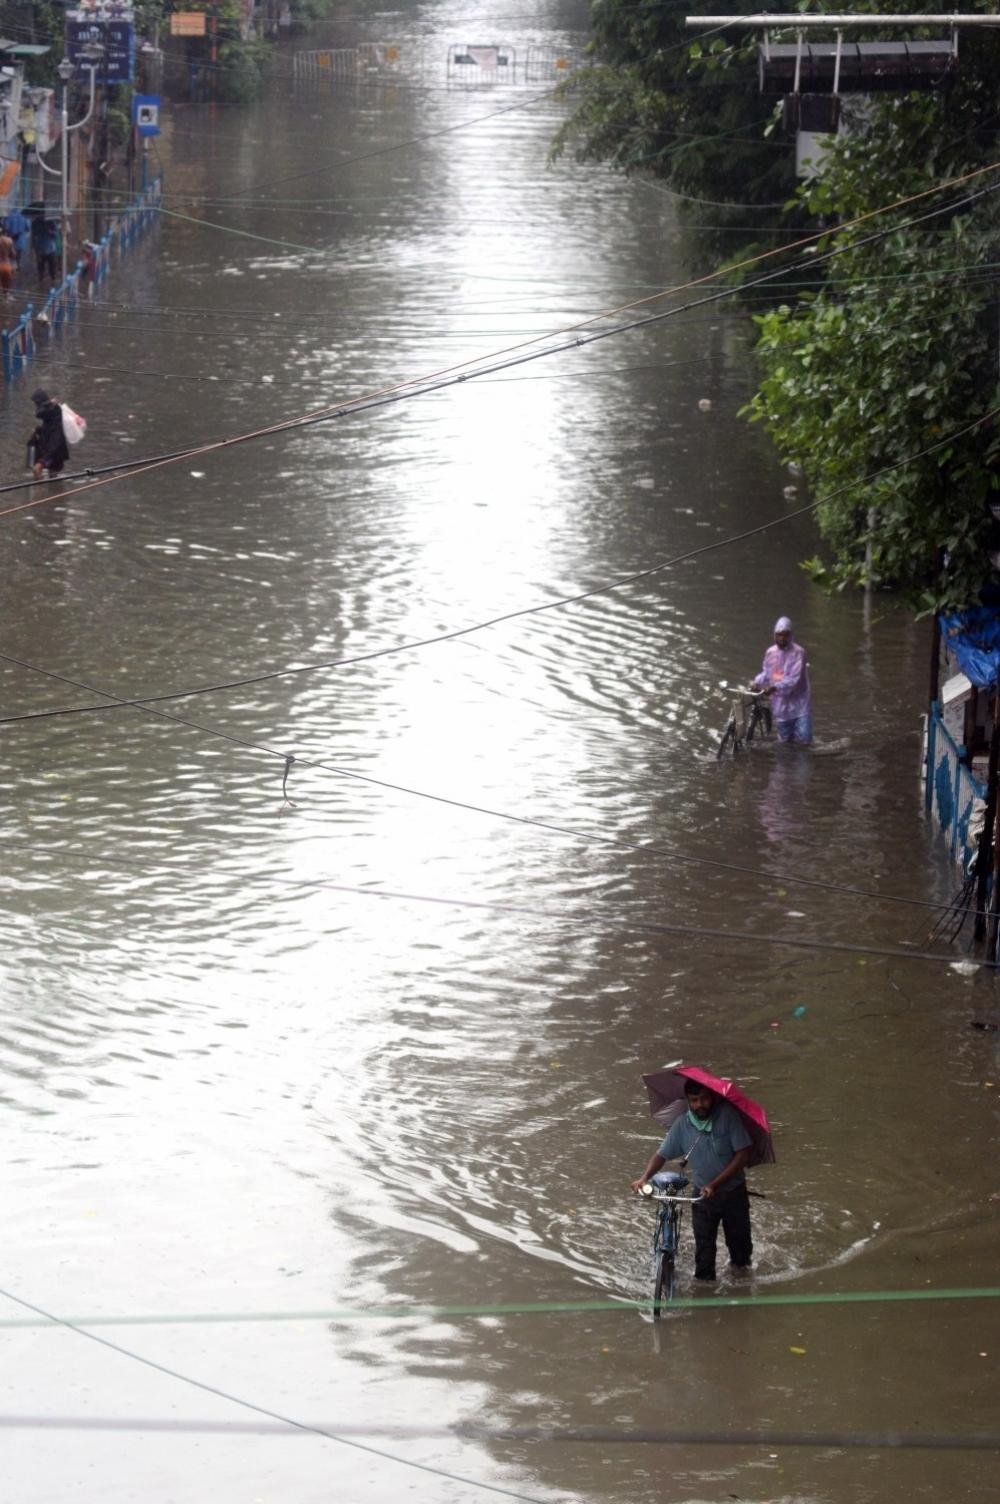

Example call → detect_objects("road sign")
170 12 206 36
132 93 160 136
66 11 135 85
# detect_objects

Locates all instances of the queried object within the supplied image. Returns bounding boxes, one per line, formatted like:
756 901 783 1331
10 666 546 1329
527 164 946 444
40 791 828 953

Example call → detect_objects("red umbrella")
641 1062 776 1167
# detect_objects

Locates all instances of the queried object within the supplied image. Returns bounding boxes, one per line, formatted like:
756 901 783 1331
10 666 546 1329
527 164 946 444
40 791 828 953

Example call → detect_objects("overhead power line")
0 1285 549 1504
0 166 992 523
0 1416 996 1450
0 402 992 724
3 1283 999 1329
2 157 997 530
3 157 992 532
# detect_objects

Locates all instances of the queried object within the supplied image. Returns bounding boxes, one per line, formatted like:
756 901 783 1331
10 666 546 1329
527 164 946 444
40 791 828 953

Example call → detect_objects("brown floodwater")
1 4 998 1502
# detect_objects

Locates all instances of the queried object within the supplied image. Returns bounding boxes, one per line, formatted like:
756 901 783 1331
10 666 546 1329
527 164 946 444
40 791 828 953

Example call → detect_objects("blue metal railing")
925 701 987 870
2 179 162 383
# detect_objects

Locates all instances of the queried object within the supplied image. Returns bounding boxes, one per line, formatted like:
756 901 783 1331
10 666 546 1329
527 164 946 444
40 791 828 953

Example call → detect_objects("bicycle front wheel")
653 1250 675 1317
716 720 737 760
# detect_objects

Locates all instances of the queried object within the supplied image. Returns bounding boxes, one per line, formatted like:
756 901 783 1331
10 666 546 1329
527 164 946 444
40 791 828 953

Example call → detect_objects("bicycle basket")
650 1170 689 1192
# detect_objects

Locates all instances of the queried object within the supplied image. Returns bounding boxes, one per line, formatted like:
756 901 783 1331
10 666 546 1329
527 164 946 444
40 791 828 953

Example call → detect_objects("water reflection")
0 7 997 1503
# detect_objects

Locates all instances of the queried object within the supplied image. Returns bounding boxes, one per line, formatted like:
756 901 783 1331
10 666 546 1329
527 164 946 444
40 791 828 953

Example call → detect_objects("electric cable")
89 868 989 968
0 668 994 961
1 787 991 938
3 161 998 527
2 1283 1000 1329
0 402 992 715
0 1285 554 1504
0 1415 994 1448
0 408 995 957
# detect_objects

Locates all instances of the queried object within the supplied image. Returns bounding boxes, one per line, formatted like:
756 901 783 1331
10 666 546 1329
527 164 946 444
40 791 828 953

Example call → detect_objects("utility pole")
46 48 102 283
92 81 110 242
210 5 218 107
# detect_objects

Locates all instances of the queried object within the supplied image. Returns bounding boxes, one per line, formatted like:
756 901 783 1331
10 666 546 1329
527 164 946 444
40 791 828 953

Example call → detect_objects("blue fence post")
1 183 159 381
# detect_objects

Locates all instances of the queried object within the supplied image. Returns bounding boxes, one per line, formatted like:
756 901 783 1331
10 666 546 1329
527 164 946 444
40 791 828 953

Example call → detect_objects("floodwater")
1 4 998 1501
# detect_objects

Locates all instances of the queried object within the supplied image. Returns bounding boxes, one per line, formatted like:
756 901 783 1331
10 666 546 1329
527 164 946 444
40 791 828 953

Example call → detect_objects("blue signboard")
66 15 135 85
132 93 160 137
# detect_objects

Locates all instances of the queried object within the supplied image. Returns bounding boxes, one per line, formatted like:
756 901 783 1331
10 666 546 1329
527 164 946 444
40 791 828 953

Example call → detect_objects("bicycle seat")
650 1170 689 1191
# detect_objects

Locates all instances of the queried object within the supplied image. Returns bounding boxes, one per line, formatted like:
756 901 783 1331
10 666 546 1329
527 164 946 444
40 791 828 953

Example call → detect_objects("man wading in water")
752 615 812 745
28 390 69 479
630 1078 753 1281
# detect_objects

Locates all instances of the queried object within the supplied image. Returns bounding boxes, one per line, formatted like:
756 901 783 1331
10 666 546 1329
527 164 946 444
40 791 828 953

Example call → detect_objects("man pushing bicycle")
631 1077 754 1282
751 614 812 745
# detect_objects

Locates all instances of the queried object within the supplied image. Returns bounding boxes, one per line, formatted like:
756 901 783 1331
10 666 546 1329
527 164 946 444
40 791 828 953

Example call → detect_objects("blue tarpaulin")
940 608 1000 689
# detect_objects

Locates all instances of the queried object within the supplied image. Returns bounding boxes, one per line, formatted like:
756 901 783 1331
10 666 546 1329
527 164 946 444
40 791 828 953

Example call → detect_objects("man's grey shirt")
657 1102 752 1190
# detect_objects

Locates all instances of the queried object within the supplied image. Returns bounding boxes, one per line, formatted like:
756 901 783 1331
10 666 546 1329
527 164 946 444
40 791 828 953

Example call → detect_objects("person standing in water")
28 389 69 478
0 224 16 302
630 1078 754 1281
752 615 812 745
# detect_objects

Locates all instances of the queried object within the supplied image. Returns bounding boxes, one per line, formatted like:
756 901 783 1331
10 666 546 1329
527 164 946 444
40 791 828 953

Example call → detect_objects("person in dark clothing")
631 1078 754 1281
28 389 69 478
32 218 59 284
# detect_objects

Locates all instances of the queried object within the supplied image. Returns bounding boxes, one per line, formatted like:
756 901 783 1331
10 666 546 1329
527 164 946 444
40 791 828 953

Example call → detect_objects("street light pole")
45 50 103 283
56 58 73 283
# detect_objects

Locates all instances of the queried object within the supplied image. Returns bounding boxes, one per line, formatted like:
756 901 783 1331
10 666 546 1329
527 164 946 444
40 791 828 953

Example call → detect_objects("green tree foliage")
559 5 1000 609
745 74 1000 612
554 1 799 216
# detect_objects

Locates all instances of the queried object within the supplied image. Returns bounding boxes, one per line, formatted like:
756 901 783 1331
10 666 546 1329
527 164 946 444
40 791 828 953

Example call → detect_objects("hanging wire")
0 1286 553 1504
3 159 998 532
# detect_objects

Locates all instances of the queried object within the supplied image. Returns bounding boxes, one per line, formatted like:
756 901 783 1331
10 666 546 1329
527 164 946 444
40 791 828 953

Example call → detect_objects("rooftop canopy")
0 40 52 57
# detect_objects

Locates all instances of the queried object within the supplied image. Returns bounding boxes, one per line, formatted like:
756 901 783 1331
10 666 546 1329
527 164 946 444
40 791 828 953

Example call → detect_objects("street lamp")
56 57 74 284
36 47 104 282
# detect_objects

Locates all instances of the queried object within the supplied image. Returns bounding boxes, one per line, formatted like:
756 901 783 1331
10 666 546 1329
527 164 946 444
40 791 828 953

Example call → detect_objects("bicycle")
716 689 773 760
639 1170 701 1316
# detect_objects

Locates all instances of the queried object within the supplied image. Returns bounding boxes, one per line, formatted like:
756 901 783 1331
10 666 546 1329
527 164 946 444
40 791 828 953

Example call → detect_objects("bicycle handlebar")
637 1188 703 1202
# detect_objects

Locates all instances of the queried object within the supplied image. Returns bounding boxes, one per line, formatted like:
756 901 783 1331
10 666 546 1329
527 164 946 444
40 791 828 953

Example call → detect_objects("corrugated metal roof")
0 41 51 56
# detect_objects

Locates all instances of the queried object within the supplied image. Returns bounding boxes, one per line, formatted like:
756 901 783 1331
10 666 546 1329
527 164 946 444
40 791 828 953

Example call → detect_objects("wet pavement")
1 4 998 1501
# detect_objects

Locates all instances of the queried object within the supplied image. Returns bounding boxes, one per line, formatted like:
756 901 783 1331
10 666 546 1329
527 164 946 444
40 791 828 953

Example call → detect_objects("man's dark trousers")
691 1183 752 1279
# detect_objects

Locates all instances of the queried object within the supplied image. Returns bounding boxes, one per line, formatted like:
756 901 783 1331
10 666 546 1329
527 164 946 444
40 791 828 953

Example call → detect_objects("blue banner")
940 608 1000 689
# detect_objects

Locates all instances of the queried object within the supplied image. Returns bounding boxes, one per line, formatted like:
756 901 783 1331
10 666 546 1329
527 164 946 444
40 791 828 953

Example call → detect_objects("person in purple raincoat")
752 615 812 744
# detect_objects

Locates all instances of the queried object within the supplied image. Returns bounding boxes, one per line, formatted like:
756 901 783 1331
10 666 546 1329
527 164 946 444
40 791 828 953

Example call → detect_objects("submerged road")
1 4 998 1500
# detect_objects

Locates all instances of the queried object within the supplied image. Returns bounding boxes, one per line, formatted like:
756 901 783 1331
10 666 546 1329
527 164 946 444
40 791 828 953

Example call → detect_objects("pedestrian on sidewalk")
4 206 29 268
0 226 16 302
28 389 69 478
33 219 59 285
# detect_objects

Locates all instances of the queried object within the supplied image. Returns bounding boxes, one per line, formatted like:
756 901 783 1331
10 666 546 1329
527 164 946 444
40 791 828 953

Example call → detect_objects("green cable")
3 1285 999 1329
156 204 321 254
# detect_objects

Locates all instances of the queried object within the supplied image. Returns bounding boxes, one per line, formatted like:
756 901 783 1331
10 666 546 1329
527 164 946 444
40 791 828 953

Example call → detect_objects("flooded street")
2 3 998 1500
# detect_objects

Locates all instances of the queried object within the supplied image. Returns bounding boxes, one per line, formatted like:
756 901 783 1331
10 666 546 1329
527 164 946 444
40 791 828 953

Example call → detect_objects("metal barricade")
524 44 583 82
2 305 34 383
294 42 425 86
1 180 161 382
447 43 516 85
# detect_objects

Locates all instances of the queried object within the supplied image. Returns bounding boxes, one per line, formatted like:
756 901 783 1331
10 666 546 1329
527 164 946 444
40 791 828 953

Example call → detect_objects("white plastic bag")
61 404 86 446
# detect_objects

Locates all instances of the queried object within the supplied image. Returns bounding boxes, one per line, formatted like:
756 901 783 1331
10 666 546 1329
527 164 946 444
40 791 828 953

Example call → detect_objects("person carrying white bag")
27 389 71 478
61 403 86 446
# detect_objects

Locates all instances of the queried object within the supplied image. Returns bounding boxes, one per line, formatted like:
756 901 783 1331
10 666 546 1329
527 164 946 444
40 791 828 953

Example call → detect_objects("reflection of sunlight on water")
2 27 996 1504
